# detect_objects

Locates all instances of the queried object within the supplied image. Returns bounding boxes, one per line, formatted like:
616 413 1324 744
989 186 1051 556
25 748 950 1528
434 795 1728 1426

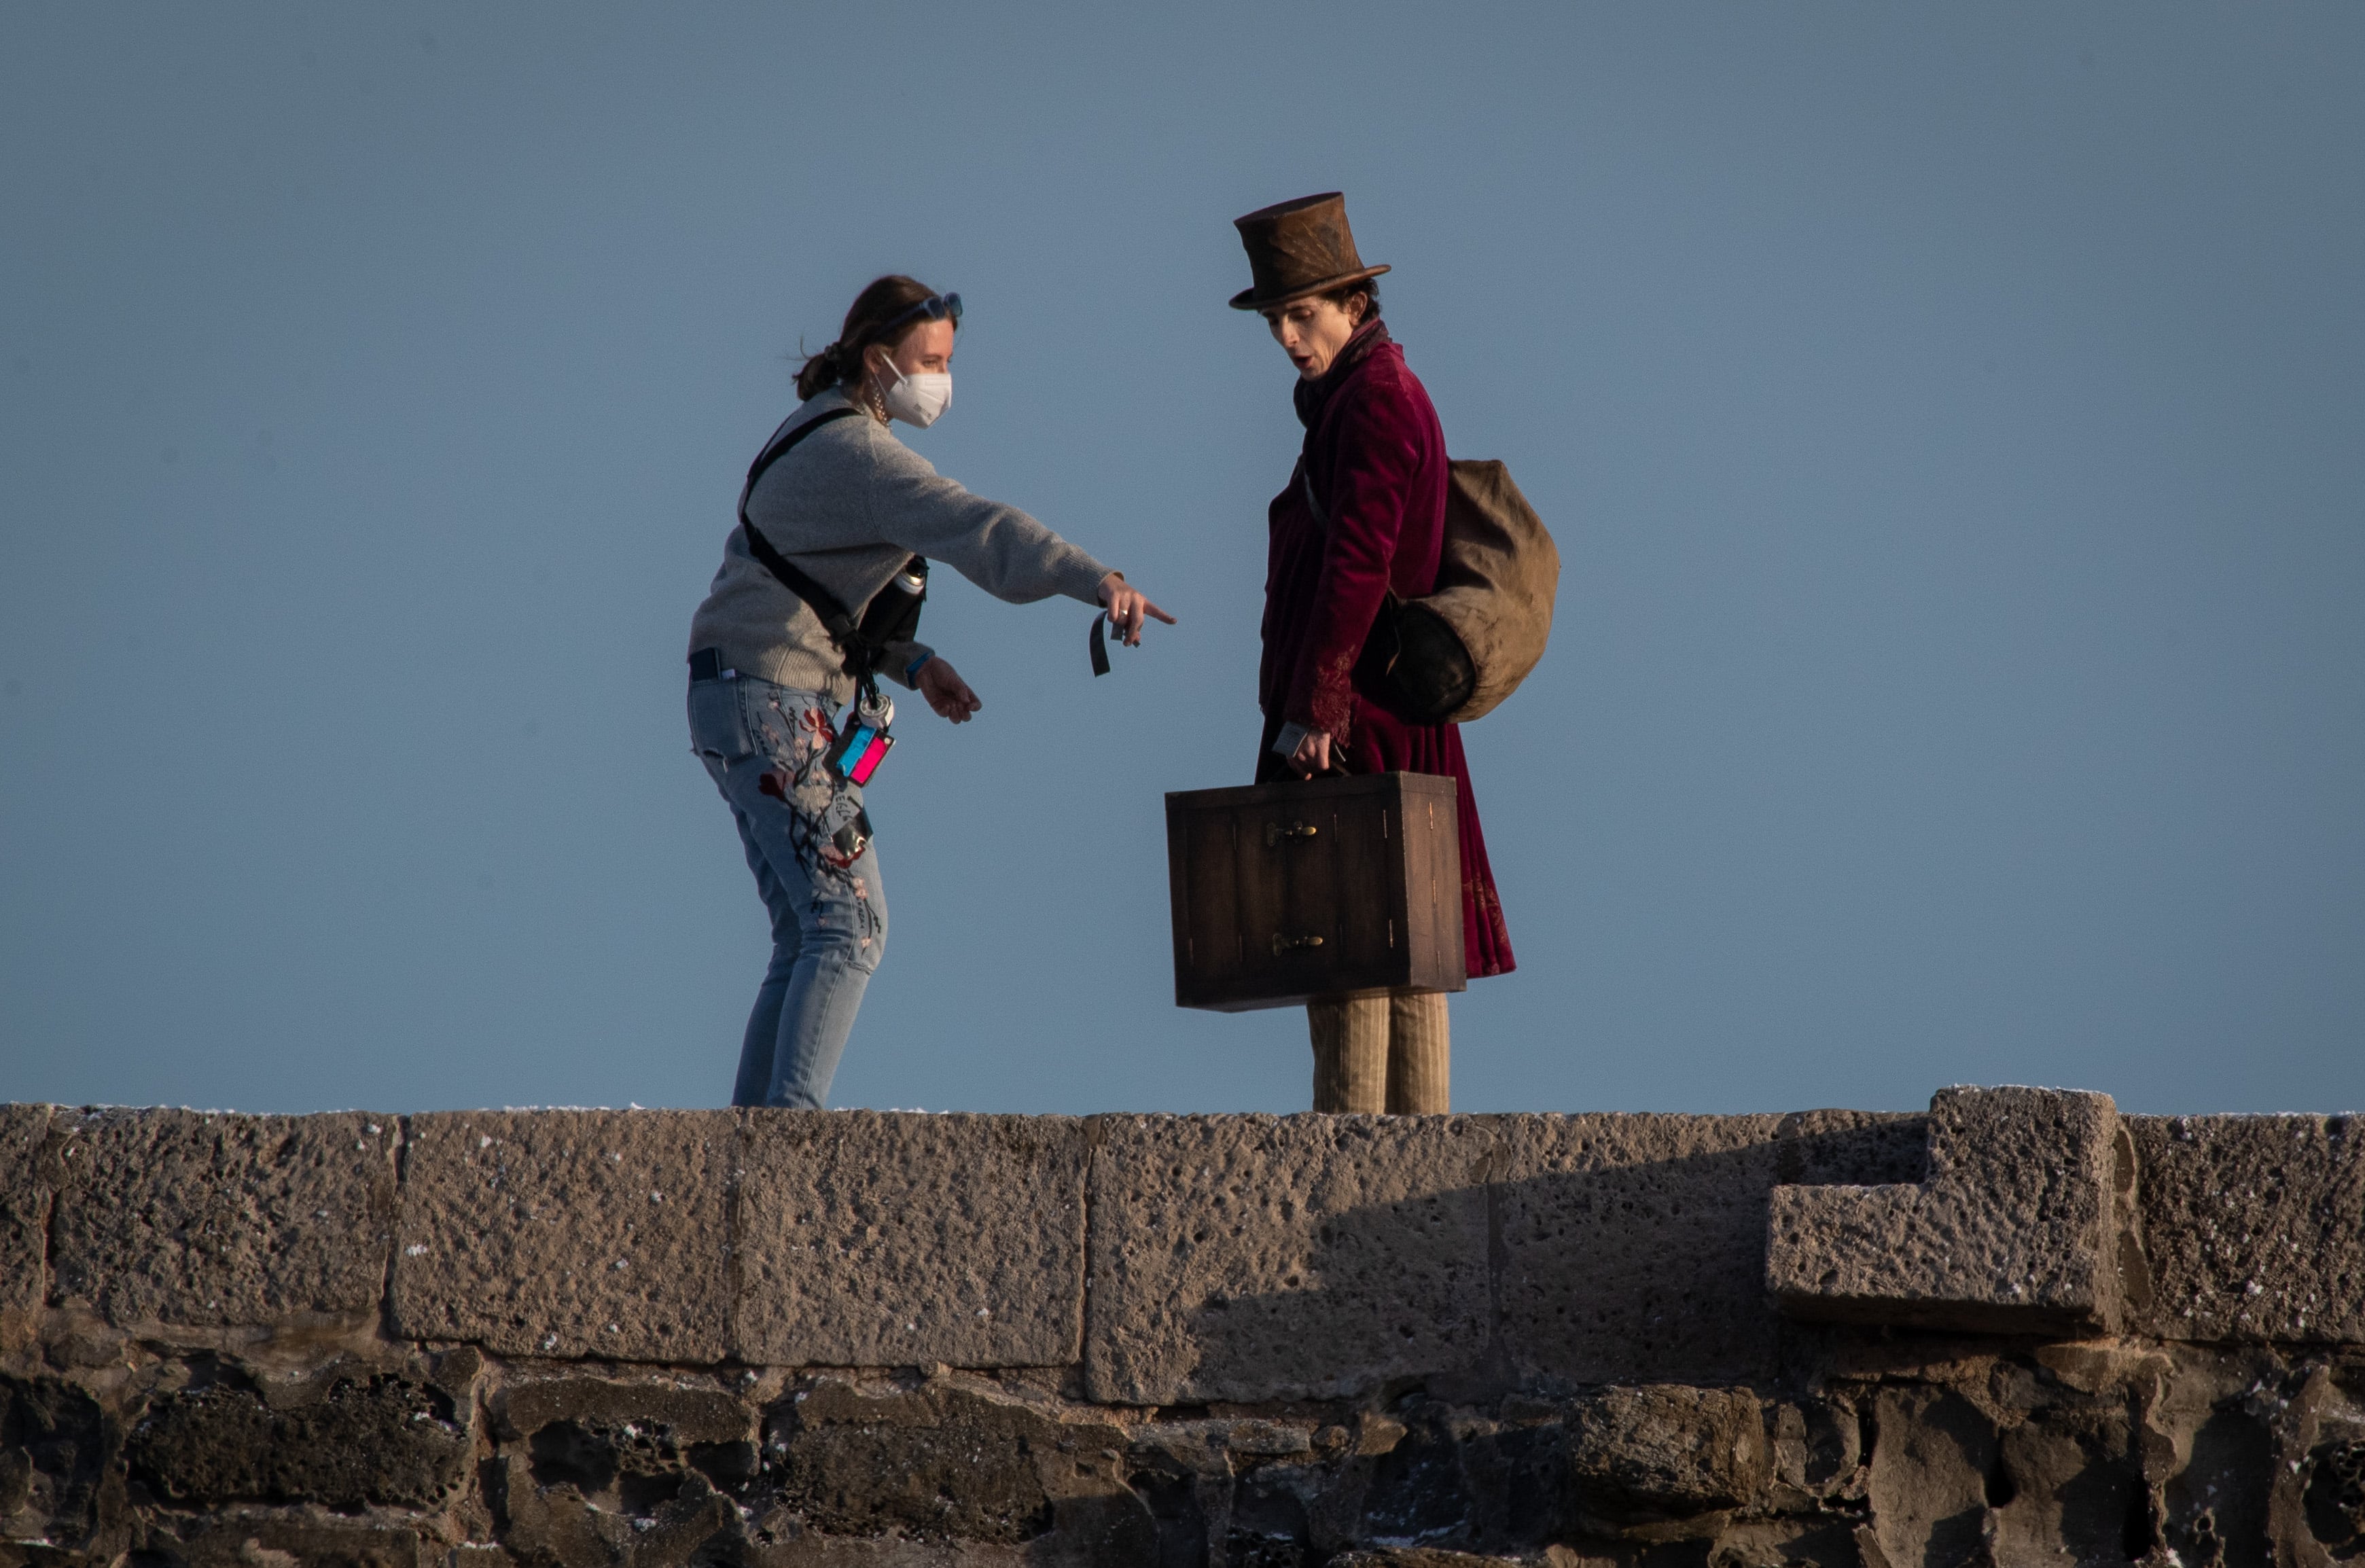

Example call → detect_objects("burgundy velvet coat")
1256 323 1515 978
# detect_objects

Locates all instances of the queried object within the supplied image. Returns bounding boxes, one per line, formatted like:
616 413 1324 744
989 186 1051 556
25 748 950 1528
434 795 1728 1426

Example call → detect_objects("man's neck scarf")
1294 317 1392 431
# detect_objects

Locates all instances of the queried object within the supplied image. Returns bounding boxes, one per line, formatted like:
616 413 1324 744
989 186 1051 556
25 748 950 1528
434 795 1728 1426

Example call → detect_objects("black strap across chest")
738 407 866 632
736 406 926 691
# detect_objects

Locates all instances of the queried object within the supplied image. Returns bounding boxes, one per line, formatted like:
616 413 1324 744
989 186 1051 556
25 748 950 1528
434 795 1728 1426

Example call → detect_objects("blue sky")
3 4 2360 1116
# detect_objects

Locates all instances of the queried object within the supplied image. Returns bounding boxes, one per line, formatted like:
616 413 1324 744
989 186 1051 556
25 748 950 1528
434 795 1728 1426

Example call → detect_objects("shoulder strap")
737 406 865 633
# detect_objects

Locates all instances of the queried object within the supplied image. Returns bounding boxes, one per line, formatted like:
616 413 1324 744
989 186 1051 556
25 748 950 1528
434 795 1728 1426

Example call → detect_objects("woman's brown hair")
795 274 944 401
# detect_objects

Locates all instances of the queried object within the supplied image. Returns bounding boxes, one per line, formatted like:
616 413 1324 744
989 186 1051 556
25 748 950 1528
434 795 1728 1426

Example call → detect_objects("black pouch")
1356 594 1477 724
832 808 875 862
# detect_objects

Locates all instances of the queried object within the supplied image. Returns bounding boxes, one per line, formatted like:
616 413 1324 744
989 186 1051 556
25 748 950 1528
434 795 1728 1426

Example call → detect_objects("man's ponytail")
792 274 944 402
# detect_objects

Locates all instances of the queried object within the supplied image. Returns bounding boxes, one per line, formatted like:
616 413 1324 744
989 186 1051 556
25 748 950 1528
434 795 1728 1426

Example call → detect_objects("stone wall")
1 1090 2362 1566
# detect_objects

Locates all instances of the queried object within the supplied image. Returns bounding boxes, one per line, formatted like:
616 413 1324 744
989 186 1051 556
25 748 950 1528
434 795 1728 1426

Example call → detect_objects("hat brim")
1228 263 1390 312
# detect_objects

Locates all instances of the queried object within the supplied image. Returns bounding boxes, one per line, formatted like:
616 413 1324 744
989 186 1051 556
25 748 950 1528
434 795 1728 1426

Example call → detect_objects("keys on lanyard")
830 691 896 785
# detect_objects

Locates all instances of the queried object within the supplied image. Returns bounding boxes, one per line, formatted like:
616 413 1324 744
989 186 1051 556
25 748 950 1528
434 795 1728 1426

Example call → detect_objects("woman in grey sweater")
688 275 1171 1109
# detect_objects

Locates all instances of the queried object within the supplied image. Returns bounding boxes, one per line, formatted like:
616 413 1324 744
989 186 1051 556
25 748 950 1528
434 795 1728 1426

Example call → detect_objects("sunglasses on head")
874 292 962 340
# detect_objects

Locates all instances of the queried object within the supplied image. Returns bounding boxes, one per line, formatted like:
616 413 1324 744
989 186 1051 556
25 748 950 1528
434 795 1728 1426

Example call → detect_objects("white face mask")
874 353 952 428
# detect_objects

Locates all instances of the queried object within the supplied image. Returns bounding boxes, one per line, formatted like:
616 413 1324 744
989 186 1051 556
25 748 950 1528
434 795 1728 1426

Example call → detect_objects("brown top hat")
1228 192 1390 311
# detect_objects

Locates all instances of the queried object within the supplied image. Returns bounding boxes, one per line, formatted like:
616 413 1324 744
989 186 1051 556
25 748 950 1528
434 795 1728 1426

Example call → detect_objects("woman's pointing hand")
1097 572 1177 647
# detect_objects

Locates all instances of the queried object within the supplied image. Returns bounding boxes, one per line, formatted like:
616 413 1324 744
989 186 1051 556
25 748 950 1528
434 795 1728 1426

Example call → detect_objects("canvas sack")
1309 457 1559 724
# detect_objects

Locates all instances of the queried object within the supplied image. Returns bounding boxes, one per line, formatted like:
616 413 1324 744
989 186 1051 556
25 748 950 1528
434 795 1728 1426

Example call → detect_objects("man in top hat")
1230 192 1516 1115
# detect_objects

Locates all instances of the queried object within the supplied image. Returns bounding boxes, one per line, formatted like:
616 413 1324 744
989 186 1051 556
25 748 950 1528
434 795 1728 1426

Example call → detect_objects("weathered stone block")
487 1374 759 1558
1566 1385 1771 1514
1330 1552 1536 1567
0 1374 109 1550
768 1377 1150 1552
1862 1384 1999 1568
482 1449 639 1567
1493 1114 1788 1388
126 1372 469 1509
0 1105 52 1323
2127 1113 2365 1342
1766 1086 2125 1336
145 1516 428 1568
391 1110 730 1361
46 1108 397 1327
733 1112 1087 1368
1084 1114 1494 1405
495 1374 755 1445
1771 1109 1930 1188
741 1535 1030 1565
1495 1111 1925 1390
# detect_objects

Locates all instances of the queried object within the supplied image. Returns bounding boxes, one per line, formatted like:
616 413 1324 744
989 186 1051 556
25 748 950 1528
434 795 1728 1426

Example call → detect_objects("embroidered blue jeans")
688 673 887 1109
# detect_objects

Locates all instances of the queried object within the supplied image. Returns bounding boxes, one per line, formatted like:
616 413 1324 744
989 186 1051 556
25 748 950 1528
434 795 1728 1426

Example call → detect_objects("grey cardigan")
687 388 1112 701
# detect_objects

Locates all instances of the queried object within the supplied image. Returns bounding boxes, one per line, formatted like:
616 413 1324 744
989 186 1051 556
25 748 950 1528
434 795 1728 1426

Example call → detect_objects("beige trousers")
1307 991 1450 1113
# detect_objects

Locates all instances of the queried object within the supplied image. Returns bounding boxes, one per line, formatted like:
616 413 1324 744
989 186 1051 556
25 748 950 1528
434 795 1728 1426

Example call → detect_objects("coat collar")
1294 318 1393 431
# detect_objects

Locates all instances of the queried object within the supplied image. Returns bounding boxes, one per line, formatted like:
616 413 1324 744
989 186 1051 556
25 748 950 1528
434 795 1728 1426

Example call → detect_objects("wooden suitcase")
1164 771 1466 1012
